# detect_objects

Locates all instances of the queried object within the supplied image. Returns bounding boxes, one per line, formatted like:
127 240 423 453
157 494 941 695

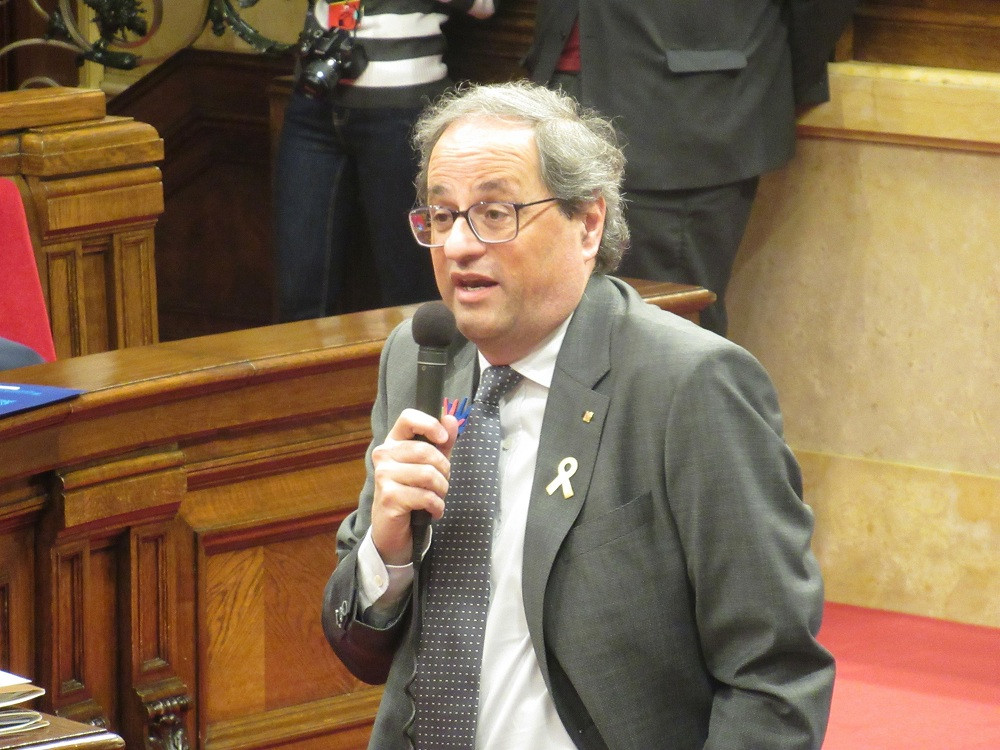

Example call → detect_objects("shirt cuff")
356 527 422 611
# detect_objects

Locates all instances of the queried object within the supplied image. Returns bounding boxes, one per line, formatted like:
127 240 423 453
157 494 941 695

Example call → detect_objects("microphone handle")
414 345 448 417
411 345 448 564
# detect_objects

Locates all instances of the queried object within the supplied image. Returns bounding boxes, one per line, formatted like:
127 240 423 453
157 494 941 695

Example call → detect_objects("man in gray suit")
523 0 857 335
322 81 833 749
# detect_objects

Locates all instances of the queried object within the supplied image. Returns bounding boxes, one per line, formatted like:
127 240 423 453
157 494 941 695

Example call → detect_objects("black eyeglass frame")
408 197 561 247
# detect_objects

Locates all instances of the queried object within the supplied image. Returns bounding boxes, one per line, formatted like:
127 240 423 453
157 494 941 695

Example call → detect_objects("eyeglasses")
408 198 560 247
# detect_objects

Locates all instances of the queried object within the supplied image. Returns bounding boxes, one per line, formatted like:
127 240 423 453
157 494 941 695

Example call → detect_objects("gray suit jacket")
323 275 834 749
523 0 858 190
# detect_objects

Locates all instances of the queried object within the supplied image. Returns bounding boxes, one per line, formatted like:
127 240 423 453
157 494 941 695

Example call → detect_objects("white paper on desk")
0 671 28 690
0 670 45 709
0 708 48 734
0 687 44 709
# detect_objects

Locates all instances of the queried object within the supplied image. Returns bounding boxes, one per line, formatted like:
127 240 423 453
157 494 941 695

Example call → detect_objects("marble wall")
728 62 999 627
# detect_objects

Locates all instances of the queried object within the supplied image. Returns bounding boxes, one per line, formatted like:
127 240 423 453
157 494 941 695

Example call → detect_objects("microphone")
410 301 457 564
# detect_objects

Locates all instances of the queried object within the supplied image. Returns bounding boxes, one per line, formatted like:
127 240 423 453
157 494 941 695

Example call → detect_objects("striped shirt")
311 0 495 107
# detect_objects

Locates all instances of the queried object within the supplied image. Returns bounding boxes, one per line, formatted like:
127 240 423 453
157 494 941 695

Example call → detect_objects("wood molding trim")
851 0 1000 73
203 689 384 750
797 61 1000 153
199 510 345 556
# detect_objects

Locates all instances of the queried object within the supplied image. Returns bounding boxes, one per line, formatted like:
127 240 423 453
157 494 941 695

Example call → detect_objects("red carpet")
819 603 1000 749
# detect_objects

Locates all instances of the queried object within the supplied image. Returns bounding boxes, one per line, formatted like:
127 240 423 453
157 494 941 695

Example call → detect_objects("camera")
293 15 367 99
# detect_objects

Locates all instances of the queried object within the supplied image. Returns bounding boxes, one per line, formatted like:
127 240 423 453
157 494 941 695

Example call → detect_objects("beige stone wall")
728 62 1000 627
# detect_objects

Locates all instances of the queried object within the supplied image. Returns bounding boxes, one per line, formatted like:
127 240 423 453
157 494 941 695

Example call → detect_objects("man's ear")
580 195 606 261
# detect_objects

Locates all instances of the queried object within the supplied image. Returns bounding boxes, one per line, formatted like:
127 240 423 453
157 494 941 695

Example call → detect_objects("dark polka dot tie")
413 365 523 748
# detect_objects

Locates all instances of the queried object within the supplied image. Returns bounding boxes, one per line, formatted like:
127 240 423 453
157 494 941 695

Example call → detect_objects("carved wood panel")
45 540 105 726
0 88 163 358
120 522 191 750
31 451 195 749
190 445 376 747
38 226 159 357
0 525 34 678
106 49 295 342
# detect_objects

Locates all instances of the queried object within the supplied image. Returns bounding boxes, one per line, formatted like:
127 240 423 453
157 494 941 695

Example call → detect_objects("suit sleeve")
520 0 578 83
321 325 411 685
663 343 835 749
788 0 858 105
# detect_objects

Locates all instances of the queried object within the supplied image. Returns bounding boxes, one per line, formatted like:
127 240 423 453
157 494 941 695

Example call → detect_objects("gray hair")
412 80 629 274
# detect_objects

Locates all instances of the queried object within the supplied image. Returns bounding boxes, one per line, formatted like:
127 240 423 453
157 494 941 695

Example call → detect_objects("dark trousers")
549 71 758 336
273 92 439 322
618 178 759 336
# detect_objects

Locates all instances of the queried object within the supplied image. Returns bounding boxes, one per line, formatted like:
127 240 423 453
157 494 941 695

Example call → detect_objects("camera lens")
299 57 343 99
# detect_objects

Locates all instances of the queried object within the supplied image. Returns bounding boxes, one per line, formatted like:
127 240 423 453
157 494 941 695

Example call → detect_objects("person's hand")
370 408 458 565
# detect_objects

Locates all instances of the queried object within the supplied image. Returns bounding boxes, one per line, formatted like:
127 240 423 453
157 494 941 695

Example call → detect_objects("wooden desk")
0 282 711 750
0 714 122 750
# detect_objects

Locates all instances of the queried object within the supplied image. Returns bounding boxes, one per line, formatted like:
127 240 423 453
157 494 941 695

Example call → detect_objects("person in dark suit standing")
522 0 857 335
322 81 833 749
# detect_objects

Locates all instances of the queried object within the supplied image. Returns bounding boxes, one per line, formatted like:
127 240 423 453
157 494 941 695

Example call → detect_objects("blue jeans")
273 92 439 321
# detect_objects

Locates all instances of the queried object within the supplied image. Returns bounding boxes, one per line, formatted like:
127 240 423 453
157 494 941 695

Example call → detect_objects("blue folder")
0 383 82 418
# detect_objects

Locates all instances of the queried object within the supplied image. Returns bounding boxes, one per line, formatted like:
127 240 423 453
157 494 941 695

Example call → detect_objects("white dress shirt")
357 316 577 749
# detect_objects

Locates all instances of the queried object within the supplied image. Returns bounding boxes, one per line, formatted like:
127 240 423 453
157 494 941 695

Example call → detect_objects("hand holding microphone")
409 301 457 564
368 301 457 567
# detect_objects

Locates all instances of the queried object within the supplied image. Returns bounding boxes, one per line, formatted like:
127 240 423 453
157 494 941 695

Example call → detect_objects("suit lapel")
521 275 621 686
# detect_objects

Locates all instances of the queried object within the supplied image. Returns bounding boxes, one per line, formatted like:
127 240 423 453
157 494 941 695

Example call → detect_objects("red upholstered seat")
0 177 56 361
